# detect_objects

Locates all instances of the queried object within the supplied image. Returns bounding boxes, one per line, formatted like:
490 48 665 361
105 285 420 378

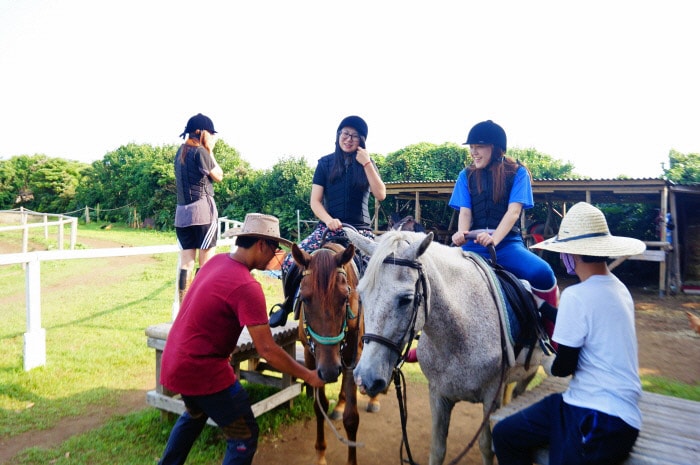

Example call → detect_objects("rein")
361 254 429 465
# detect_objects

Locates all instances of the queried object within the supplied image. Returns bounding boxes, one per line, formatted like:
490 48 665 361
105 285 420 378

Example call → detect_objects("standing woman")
174 113 224 303
450 120 558 310
268 115 386 327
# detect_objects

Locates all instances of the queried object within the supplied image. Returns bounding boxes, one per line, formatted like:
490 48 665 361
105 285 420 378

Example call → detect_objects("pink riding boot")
532 282 559 350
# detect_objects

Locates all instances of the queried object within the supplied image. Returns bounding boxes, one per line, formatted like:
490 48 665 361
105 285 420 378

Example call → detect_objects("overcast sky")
1 0 698 179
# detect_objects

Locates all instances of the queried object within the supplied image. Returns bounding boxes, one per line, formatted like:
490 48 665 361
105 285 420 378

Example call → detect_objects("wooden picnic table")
145 320 302 422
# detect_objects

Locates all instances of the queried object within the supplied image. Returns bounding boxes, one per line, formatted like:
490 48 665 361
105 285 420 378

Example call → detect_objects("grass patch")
2 223 698 464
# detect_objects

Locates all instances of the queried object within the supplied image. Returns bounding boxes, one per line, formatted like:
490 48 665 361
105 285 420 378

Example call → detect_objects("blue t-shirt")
448 166 533 211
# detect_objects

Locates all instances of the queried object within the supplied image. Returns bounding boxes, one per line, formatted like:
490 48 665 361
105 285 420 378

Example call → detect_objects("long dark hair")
467 146 528 203
328 131 369 190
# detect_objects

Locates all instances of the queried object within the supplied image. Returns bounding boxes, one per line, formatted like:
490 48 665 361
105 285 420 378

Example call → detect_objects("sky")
1 0 698 180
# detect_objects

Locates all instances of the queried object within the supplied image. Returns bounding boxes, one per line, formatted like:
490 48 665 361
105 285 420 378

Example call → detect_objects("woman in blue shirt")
450 120 557 310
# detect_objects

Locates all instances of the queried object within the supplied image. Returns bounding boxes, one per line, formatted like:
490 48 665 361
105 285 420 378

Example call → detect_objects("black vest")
319 155 371 228
174 146 214 205
467 167 520 235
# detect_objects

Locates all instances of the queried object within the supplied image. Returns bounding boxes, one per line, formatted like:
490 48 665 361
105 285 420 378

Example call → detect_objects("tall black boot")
178 268 192 305
269 262 302 328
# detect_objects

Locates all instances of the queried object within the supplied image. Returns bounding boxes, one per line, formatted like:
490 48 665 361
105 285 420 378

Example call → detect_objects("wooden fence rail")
0 217 241 371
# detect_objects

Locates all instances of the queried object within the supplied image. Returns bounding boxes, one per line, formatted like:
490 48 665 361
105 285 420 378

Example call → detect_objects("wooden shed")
375 178 700 295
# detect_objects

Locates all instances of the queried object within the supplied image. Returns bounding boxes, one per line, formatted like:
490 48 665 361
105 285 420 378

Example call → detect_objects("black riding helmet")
464 120 507 152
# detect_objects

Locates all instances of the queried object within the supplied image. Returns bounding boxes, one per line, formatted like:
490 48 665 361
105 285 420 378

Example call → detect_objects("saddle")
486 255 554 368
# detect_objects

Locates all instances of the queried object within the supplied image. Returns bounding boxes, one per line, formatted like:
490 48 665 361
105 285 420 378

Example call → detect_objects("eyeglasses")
339 130 361 142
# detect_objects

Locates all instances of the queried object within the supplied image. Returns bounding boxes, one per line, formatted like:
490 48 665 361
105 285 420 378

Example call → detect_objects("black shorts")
176 223 218 250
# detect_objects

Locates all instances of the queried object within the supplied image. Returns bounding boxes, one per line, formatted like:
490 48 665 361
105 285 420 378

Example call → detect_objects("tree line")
0 139 697 241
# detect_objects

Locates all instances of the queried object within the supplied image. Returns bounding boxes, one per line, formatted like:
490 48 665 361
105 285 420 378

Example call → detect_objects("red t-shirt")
160 253 269 396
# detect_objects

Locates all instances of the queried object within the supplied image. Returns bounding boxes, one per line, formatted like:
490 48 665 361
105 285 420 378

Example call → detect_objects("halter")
300 253 358 363
361 255 429 369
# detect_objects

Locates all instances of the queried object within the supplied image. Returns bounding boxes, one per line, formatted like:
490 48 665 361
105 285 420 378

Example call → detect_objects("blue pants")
492 393 639 465
159 381 259 465
462 233 556 290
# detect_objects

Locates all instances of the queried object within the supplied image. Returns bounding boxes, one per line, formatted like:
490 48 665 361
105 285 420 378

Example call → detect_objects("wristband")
362 160 372 168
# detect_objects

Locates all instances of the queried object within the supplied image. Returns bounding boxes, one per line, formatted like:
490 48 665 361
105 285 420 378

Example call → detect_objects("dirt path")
2 283 699 464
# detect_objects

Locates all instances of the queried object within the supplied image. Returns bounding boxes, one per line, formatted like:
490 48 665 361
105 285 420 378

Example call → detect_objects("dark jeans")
159 381 259 465
492 393 639 465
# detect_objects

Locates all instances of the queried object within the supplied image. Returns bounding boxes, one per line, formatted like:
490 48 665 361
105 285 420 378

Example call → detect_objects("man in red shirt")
158 213 325 465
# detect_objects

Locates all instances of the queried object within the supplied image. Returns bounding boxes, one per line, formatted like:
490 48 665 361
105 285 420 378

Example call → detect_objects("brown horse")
292 241 365 465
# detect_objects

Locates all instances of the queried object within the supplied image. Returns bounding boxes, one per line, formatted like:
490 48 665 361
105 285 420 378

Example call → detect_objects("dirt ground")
2 286 698 465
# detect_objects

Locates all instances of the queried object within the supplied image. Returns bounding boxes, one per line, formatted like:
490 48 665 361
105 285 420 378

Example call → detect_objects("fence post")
24 257 47 371
57 217 65 250
43 214 49 240
21 207 29 257
70 217 77 249
84 206 90 224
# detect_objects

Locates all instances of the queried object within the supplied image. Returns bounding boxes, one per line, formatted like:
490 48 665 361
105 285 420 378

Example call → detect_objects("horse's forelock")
359 231 414 292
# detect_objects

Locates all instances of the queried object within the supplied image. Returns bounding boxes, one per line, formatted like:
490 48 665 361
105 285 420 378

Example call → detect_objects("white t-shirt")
553 273 642 429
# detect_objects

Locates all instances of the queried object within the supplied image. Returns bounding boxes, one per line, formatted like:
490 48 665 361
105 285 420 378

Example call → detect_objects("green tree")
663 150 700 183
507 148 578 180
0 154 87 213
225 157 313 239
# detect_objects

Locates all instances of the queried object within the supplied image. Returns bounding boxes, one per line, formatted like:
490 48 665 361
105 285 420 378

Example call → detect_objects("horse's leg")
339 368 360 465
313 385 330 465
428 388 454 465
366 394 381 413
331 384 346 420
479 384 502 465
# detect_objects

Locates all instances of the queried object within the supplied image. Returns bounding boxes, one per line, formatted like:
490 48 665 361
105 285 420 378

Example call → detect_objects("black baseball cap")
180 113 217 138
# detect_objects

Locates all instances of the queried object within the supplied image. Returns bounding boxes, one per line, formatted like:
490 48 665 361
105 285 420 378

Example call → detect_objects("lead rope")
313 385 365 448
394 368 420 465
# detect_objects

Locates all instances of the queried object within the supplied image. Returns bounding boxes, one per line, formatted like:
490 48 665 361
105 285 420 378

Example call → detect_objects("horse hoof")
366 402 381 413
330 409 343 421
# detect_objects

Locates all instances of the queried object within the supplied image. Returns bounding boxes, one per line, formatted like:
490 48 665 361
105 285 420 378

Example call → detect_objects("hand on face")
355 147 370 166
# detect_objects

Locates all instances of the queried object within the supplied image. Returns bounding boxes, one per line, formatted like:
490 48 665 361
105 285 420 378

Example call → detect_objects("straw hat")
530 202 646 257
222 213 293 248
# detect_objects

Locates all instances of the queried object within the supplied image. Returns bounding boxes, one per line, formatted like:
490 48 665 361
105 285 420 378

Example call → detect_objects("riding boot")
404 348 418 363
532 282 559 350
178 269 192 305
269 262 302 328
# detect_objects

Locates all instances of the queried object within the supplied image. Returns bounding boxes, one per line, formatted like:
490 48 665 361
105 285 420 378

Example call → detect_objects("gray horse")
345 228 543 465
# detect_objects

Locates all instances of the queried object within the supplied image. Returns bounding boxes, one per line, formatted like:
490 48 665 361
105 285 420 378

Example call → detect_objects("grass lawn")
1 222 697 464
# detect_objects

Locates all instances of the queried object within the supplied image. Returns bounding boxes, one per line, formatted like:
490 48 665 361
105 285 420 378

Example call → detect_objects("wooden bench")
145 320 303 424
490 377 700 464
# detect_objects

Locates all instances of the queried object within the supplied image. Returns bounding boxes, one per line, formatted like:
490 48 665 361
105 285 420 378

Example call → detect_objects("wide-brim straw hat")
222 213 293 248
530 202 646 257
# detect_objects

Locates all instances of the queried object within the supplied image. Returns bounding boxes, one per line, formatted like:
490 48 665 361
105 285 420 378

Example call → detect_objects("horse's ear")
412 231 433 258
292 243 311 268
337 243 355 267
343 227 377 256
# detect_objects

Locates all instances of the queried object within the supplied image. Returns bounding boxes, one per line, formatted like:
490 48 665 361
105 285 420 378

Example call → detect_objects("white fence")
0 208 78 252
0 217 241 371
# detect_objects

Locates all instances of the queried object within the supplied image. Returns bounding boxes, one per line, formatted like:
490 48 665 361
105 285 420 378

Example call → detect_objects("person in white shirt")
492 202 645 465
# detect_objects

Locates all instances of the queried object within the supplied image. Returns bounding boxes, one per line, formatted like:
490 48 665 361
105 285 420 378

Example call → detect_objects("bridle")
361 254 429 368
360 253 429 465
300 251 359 368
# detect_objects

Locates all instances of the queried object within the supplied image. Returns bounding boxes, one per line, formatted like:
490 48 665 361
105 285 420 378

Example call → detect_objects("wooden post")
70 217 77 250
658 187 668 296
24 258 46 371
57 217 64 250
84 206 90 224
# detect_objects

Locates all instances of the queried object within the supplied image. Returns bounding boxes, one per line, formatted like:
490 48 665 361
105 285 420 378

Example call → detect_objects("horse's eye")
398 296 413 307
